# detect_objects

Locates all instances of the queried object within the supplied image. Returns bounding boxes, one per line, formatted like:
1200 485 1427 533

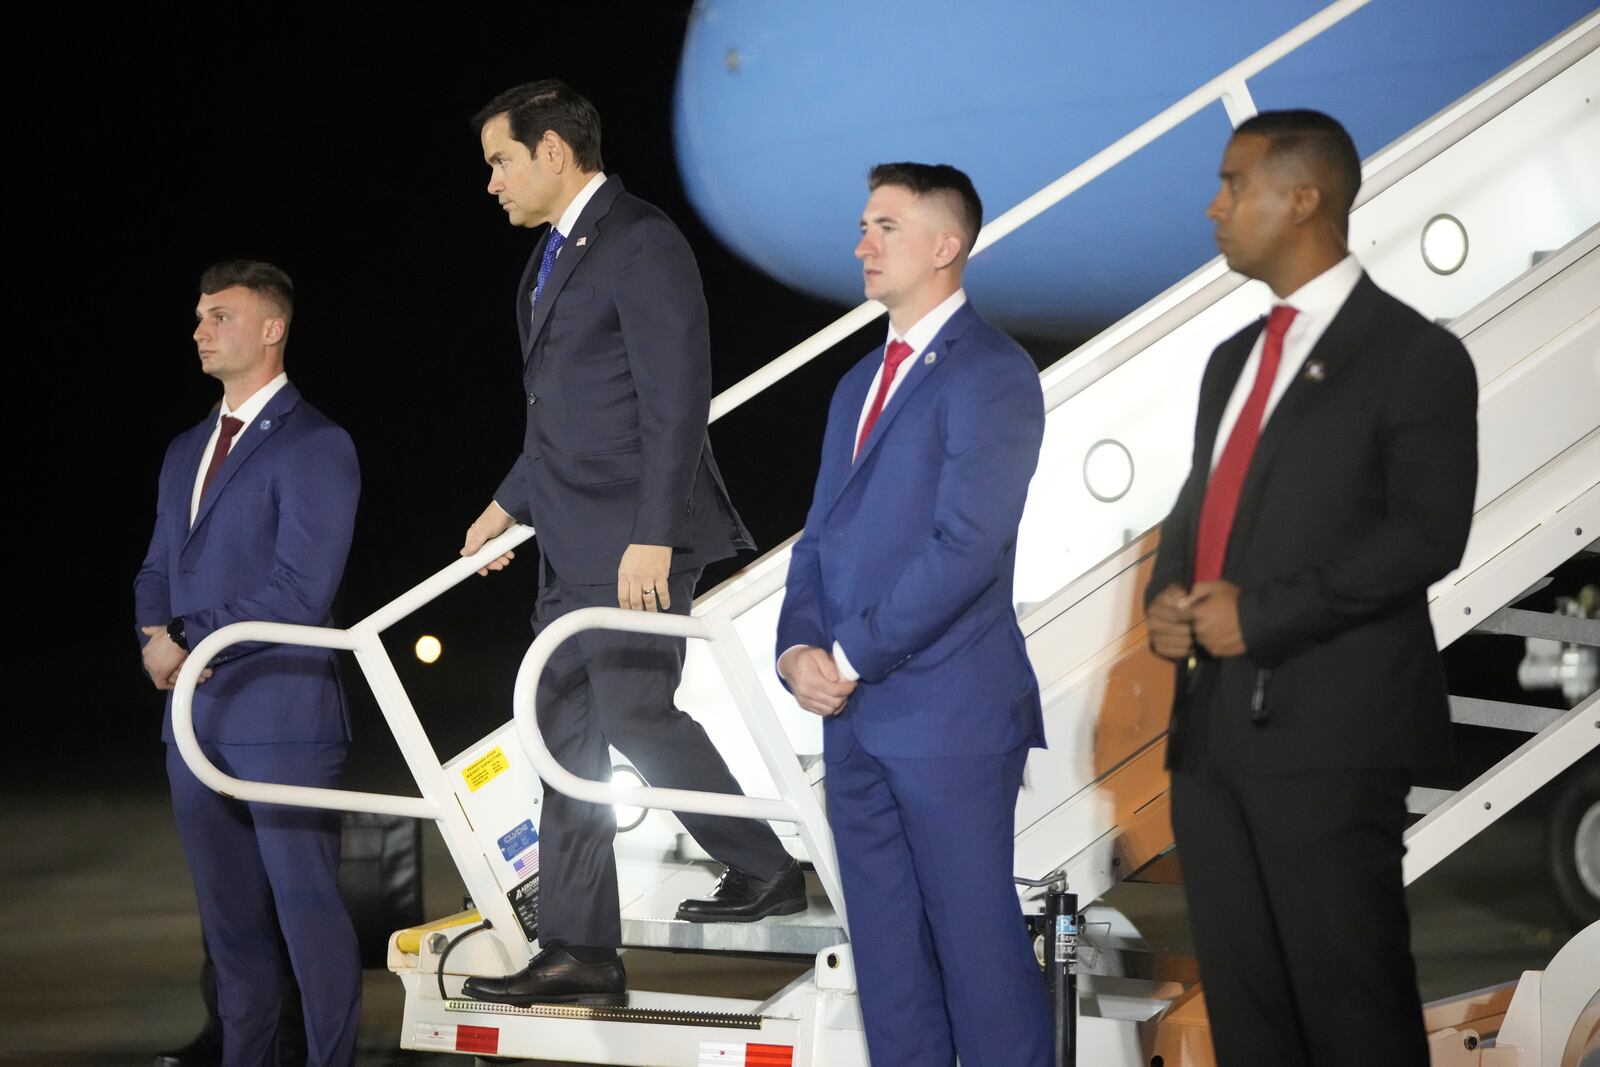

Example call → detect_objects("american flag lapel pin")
924 350 937 365
1304 359 1326 383
576 236 588 247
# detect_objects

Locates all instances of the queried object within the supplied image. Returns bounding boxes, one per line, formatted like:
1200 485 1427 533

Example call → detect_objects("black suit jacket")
1147 274 1478 773
494 175 754 585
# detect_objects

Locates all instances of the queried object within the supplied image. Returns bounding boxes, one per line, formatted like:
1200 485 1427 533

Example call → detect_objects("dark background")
24 11 898 791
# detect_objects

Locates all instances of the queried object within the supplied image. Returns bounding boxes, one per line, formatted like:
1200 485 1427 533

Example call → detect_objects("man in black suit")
1144 110 1477 1066
457 80 803 1007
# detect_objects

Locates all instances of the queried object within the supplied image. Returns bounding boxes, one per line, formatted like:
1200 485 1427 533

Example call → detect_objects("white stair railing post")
704 614 848 928
509 607 863 917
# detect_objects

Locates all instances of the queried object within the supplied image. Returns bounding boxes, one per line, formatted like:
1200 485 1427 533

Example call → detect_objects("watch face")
167 618 187 650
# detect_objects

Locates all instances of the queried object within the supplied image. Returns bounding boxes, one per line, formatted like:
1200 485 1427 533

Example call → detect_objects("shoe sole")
462 991 629 1008
675 898 808 924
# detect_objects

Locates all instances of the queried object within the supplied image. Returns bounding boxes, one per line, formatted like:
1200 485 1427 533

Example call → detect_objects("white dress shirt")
190 373 289 526
557 171 607 241
783 289 969 684
1211 255 1362 470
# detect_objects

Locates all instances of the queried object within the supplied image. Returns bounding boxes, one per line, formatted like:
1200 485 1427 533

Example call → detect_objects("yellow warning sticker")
463 747 510 793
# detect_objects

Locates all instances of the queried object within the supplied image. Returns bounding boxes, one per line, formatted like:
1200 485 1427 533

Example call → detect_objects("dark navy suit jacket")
777 303 1047 760
494 175 753 584
134 384 359 744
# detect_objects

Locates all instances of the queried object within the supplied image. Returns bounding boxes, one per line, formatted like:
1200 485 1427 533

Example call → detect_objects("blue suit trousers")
166 742 361 1067
826 737 1051 1067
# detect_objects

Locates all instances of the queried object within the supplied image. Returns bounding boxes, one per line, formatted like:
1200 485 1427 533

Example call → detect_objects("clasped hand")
778 646 857 717
1146 580 1247 659
140 626 213 690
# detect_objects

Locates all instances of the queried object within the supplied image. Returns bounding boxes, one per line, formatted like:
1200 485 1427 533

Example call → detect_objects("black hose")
437 920 494 1001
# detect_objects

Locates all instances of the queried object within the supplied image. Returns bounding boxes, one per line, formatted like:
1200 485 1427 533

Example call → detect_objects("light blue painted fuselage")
674 1 1593 334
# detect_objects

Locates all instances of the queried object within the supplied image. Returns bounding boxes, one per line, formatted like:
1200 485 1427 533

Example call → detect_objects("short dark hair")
1234 109 1362 222
198 259 294 323
472 79 604 172
869 162 984 256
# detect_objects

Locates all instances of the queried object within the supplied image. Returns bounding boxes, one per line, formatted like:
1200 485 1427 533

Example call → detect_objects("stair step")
621 895 844 955
1473 605 1600 646
1407 787 1455 815
1449 696 1564 732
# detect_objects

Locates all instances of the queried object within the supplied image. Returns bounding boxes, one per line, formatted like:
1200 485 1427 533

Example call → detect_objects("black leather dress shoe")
460 944 627 1007
154 1024 222 1067
676 858 807 923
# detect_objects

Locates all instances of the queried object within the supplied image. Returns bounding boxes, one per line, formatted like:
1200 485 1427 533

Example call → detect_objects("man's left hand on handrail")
462 501 518 575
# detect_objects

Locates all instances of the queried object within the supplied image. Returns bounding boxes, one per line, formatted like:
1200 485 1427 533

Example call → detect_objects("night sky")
32 11 884 792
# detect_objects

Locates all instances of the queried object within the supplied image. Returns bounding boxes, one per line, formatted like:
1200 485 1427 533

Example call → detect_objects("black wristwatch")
166 616 189 651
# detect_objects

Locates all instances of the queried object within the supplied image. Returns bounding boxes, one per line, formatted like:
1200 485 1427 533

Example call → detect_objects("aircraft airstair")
172 4 1600 1064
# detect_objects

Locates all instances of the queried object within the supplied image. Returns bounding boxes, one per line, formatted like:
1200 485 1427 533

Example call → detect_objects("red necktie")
855 339 916 458
1192 305 1298 584
199 416 245 505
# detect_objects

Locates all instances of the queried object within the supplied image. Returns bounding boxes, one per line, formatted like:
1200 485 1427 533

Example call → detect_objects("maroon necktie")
199 416 245 506
855 339 916 458
1192 305 1299 584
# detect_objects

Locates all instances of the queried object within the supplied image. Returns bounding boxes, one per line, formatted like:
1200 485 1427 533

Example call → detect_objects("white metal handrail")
511 607 798 823
1027 9 1599 415
706 0 1374 421
170 621 438 818
171 525 546 960
707 5 1599 425
170 517 849 935
170 525 537 817
509 604 847 919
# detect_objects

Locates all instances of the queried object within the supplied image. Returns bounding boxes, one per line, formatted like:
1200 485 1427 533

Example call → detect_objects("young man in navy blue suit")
777 164 1052 1067
457 81 801 1007
135 261 362 1067
1145 111 1477 1066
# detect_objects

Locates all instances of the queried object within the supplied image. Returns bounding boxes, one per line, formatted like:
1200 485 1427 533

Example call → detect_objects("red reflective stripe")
455 1024 499 1054
745 1044 793 1067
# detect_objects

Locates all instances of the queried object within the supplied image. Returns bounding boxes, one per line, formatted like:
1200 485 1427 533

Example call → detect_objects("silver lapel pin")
259 419 272 431
924 350 937 365
1303 360 1326 383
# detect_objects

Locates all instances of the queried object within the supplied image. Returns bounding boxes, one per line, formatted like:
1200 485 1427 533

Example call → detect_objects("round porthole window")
1083 439 1135 503
1421 213 1468 276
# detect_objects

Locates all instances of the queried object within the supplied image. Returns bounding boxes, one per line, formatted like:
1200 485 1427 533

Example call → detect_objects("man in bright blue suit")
135 260 362 1067
776 164 1052 1067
